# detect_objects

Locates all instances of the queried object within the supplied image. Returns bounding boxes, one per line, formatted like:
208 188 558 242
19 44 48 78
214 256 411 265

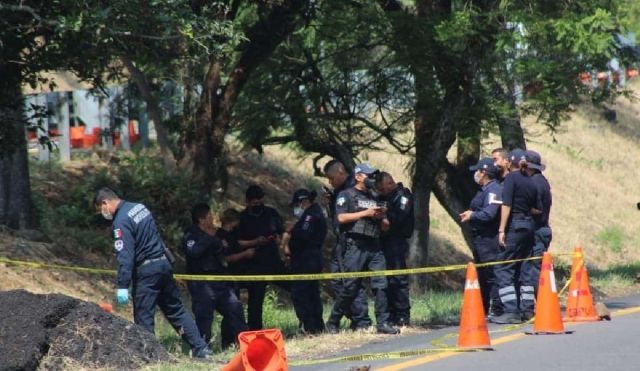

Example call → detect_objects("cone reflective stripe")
531 252 568 334
563 247 601 322
457 263 491 348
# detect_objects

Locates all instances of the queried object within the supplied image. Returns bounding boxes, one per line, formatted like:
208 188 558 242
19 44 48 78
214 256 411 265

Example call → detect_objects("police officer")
491 148 510 186
323 160 372 330
236 185 290 331
459 158 503 321
217 208 257 348
93 187 211 359
182 203 249 347
522 150 553 298
375 172 414 327
326 163 400 335
493 149 543 324
282 189 327 335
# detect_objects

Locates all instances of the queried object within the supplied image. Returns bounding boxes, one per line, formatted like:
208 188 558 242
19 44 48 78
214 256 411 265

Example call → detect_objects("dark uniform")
327 187 392 329
468 179 503 315
494 170 542 320
527 172 552 296
181 226 248 346
328 174 372 329
217 228 248 349
111 201 208 354
289 203 327 334
236 206 290 330
380 183 414 325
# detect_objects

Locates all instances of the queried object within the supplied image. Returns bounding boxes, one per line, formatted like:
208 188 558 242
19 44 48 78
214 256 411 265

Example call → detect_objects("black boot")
376 322 400 335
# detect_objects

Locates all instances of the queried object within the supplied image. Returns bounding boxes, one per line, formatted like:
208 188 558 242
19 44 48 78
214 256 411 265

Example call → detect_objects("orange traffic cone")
527 252 572 335
457 263 492 348
563 247 601 322
221 329 288 371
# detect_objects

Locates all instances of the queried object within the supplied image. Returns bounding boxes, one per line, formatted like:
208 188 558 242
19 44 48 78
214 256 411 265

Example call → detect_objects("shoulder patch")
187 240 195 248
113 229 122 239
305 215 313 222
487 193 503 205
337 197 346 206
114 240 124 252
400 197 408 205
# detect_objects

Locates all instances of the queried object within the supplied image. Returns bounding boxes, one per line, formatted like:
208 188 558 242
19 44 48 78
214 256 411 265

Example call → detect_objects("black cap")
469 157 498 174
524 150 546 171
289 189 311 207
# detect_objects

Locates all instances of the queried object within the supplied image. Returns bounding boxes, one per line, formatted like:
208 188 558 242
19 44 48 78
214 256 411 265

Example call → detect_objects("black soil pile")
0 289 171 370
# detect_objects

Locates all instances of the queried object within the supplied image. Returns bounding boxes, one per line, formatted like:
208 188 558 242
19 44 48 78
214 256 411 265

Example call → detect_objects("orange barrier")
70 126 86 148
222 329 288 371
563 247 601 322
457 263 491 348
528 252 571 334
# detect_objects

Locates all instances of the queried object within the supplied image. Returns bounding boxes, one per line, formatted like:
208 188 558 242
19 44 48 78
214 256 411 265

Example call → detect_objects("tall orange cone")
457 263 492 348
527 252 572 335
221 353 244 371
563 247 601 322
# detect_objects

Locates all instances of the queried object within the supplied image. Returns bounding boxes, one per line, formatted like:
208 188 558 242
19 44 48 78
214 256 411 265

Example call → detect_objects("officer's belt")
137 255 166 267
344 233 377 241
511 213 529 219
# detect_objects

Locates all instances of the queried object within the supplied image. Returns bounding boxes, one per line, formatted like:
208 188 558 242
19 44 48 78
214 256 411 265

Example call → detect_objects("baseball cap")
354 163 378 175
469 157 498 174
508 148 526 164
524 150 546 171
289 189 311 207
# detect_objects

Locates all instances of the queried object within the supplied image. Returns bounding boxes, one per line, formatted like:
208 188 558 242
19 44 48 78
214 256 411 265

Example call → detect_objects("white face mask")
473 171 482 185
293 207 304 217
102 204 114 220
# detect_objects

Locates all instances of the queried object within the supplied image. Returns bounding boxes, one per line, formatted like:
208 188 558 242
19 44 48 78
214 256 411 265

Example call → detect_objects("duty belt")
512 213 529 219
138 255 167 267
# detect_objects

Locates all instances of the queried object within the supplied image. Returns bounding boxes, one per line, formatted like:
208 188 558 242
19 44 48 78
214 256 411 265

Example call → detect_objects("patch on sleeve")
305 215 313 222
337 197 346 206
487 193 503 205
400 197 408 205
114 240 124 252
303 222 310 230
187 240 195 248
113 229 122 239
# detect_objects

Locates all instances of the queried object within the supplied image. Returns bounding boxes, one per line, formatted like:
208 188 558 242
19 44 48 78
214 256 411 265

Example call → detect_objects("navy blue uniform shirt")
469 179 503 232
181 225 226 275
289 203 327 252
329 174 355 235
215 228 246 274
382 183 414 239
530 172 552 227
237 206 284 267
111 201 165 289
502 170 542 216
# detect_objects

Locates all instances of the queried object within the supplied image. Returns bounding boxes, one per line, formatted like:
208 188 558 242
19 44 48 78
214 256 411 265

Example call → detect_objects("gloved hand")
117 288 129 305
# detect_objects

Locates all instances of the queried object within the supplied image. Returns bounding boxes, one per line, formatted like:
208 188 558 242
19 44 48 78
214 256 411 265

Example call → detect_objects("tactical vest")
342 188 381 239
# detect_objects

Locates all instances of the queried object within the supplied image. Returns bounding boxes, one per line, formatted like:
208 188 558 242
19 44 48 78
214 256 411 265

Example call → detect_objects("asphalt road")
290 294 640 371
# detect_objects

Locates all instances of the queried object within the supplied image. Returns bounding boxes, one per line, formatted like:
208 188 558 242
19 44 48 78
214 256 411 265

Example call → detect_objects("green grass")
597 226 626 253
149 289 462 369
590 262 640 290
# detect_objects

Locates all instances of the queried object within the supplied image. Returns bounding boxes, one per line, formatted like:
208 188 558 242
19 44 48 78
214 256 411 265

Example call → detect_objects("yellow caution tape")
0 255 569 281
288 346 493 366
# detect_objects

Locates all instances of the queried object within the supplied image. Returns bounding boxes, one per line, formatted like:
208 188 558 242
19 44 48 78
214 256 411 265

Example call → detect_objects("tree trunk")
182 0 310 196
0 61 37 230
121 56 176 170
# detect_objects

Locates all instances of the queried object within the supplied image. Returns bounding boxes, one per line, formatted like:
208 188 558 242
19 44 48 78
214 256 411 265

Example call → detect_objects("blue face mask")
294 207 304 217
473 171 481 185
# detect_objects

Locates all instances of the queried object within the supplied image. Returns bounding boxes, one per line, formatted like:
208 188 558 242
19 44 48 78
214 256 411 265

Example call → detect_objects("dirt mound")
0 290 171 370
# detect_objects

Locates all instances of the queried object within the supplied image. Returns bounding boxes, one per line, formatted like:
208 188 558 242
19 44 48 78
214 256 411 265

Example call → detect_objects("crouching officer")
182 203 248 347
326 163 400 335
283 189 327 335
375 172 414 327
93 187 211 359
459 158 503 321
